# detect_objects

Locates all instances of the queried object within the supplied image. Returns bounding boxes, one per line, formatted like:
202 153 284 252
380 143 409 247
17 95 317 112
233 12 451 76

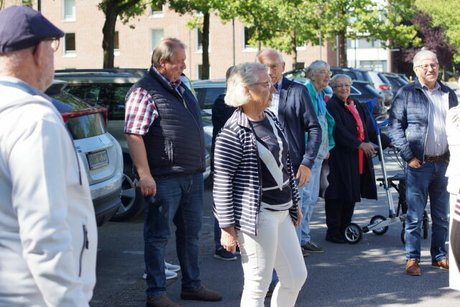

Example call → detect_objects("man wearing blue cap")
0 6 97 306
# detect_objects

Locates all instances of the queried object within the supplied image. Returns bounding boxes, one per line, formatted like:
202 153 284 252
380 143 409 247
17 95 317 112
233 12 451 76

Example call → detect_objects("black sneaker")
214 248 237 261
302 241 324 253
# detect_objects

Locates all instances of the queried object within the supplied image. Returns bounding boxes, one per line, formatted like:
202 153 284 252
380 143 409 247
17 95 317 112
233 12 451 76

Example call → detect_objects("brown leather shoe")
432 258 449 270
406 259 421 276
181 286 222 301
146 294 180 307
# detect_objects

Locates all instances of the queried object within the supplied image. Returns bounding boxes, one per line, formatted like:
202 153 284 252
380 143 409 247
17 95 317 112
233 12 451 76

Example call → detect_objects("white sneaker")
165 269 178 280
165 261 181 272
142 269 178 280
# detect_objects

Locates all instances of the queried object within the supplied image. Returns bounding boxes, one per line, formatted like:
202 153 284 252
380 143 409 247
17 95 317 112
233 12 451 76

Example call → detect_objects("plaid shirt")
124 87 158 135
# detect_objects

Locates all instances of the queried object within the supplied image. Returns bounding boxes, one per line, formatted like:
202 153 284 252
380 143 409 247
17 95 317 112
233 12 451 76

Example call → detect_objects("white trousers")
237 209 307 307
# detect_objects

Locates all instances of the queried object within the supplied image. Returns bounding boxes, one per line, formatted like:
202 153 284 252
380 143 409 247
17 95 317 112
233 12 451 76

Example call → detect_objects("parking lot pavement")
90 152 460 306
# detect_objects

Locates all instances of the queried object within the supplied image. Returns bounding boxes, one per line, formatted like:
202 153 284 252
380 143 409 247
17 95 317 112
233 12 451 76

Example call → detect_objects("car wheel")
110 173 143 221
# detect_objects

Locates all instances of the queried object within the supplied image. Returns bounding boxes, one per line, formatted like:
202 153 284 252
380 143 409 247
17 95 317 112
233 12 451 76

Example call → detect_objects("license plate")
87 150 109 170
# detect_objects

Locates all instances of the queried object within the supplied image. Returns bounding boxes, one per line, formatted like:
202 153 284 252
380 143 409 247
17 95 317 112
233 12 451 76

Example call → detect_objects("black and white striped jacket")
213 108 300 235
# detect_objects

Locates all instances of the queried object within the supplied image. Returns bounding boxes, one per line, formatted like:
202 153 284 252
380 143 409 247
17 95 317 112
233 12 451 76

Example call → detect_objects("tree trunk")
102 10 117 68
201 12 210 79
338 30 347 67
291 32 298 69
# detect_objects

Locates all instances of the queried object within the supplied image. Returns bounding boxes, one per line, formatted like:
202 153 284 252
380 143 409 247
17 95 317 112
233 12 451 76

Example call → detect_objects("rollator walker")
343 100 430 244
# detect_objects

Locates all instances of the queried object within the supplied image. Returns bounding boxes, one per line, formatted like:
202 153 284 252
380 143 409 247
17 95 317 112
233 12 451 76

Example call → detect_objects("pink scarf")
344 99 365 174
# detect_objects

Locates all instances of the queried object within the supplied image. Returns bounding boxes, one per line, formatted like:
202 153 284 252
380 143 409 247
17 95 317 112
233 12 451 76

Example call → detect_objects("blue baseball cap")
0 6 64 53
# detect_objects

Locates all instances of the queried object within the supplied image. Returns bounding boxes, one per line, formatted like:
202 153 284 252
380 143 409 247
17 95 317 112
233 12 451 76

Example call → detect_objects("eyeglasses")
33 38 60 54
318 70 332 77
415 63 438 71
333 84 351 88
264 63 281 69
45 38 61 52
250 80 272 88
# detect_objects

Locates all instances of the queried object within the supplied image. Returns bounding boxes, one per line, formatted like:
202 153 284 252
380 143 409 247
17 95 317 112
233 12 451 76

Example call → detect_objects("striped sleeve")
213 125 243 229
455 193 460 223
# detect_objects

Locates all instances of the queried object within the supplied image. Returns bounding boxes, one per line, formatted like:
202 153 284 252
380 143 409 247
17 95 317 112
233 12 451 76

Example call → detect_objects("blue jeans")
297 157 323 246
405 160 449 261
144 173 203 298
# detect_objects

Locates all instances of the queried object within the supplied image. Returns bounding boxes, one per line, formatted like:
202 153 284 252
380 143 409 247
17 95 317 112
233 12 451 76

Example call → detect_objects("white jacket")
446 105 460 194
0 78 97 306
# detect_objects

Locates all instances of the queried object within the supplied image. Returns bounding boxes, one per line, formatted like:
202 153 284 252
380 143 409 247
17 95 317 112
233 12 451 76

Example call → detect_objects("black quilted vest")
128 67 205 177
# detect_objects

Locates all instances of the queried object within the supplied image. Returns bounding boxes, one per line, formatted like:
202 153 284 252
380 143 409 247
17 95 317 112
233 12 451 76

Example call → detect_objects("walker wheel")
344 223 363 244
370 215 389 235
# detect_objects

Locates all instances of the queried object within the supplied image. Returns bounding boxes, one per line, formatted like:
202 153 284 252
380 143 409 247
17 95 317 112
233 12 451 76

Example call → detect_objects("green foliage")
415 0 460 63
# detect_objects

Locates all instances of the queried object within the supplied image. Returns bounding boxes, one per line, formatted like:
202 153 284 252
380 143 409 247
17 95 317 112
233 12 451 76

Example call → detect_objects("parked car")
55 69 211 221
363 70 393 106
378 72 409 96
329 67 393 106
46 81 123 226
349 80 386 116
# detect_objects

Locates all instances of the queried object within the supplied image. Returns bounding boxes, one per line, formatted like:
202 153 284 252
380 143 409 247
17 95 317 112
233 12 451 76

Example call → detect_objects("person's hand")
359 142 376 156
296 165 311 187
324 152 330 160
408 157 422 169
137 174 156 196
221 227 238 253
294 206 303 227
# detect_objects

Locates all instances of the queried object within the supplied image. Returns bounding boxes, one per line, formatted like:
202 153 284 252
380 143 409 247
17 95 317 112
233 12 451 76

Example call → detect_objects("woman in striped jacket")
213 62 307 307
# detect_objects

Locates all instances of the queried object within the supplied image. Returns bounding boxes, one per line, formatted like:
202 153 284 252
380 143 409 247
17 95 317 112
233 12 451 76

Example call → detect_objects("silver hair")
256 48 284 63
306 60 330 78
413 49 437 67
329 74 352 88
151 37 186 67
225 62 267 107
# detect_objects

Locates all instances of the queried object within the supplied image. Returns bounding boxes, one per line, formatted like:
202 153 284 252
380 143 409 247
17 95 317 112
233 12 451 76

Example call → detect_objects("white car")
46 81 123 226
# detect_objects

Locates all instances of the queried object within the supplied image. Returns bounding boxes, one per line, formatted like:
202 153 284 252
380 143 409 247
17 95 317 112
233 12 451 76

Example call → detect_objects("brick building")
2 0 338 79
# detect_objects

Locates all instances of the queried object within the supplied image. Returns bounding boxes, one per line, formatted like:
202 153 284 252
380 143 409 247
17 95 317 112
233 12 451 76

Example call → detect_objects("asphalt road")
90 150 460 307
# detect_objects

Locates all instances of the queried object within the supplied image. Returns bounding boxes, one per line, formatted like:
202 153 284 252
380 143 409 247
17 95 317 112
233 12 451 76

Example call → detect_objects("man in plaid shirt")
124 37 222 307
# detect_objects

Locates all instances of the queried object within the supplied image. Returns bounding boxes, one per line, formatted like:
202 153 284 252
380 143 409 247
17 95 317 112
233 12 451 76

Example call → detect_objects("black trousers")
325 199 355 238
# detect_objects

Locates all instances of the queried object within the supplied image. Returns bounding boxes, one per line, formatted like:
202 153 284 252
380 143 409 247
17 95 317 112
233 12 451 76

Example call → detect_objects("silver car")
46 81 123 226
54 70 211 221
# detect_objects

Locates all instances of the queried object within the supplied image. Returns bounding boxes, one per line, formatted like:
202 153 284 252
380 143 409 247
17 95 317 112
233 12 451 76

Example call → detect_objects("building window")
348 38 382 49
360 60 387 72
150 3 164 17
196 29 203 51
244 27 256 49
151 29 164 50
63 0 75 21
64 33 76 55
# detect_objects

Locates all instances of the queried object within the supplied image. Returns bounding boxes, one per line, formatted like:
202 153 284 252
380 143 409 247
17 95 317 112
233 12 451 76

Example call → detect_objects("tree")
166 0 218 79
98 0 148 68
218 0 418 68
415 0 460 63
400 11 456 80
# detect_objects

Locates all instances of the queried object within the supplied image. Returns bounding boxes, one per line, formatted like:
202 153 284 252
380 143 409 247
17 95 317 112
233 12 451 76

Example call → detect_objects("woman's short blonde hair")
225 62 267 107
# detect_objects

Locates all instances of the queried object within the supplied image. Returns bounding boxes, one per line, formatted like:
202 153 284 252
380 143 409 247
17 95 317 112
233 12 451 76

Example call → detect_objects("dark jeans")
144 173 204 298
325 199 355 238
405 160 448 260
214 218 222 250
